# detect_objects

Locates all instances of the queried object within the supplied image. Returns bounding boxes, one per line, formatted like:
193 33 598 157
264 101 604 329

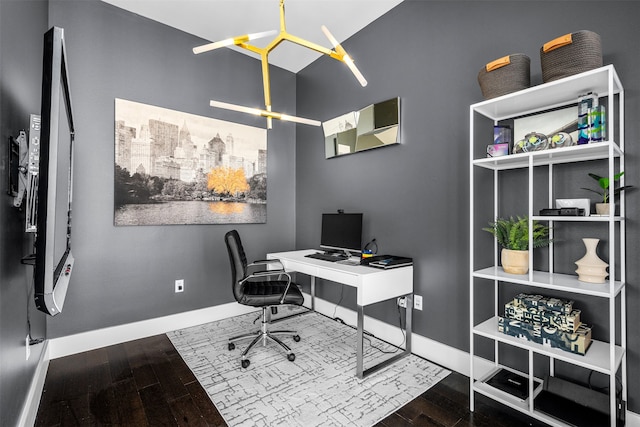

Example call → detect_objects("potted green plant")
483 216 551 274
581 171 632 215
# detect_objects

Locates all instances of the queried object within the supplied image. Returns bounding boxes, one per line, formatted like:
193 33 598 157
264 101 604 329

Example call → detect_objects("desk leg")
357 293 413 379
405 294 413 354
357 305 365 379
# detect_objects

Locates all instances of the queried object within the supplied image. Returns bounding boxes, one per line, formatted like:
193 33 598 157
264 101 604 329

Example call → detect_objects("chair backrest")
224 230 248 302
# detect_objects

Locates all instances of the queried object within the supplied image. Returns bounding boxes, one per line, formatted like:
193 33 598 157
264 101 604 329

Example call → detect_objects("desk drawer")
277 260 319 278
359 267 413 306
319 267 359 287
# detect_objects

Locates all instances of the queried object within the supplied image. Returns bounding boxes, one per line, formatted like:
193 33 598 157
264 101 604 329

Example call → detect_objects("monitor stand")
323 249 353 259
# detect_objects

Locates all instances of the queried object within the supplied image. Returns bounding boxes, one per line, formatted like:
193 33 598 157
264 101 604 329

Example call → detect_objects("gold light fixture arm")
279 0 287 33
260 51 273 129
193 30 276 54
282 33 342 60
195 0 367 127
210 100 320 126
321 25 367 87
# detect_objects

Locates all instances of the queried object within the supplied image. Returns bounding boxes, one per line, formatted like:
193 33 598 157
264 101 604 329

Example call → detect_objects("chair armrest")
241 258 294 305
240 269 291 285
250 259 280 265
247 259 285 274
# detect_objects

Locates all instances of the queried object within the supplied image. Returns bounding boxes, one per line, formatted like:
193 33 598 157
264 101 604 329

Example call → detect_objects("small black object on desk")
305 252 348 262
362 255 413 269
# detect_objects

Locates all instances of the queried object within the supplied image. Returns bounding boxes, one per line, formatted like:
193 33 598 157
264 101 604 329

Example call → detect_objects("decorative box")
498 316 592 355
513 293 573 315
478 54 530 99
505 300 581 333
540 30 602 83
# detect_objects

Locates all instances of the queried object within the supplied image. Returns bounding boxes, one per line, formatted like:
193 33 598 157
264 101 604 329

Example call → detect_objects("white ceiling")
100 0 404 73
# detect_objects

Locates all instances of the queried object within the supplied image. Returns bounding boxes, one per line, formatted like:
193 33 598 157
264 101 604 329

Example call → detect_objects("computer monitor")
320 213 363 255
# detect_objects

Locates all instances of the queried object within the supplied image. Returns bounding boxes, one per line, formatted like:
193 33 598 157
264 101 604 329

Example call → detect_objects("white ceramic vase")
575 238 608 283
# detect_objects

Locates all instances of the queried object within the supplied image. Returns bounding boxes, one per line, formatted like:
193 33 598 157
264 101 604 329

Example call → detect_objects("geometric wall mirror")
323 97 400 159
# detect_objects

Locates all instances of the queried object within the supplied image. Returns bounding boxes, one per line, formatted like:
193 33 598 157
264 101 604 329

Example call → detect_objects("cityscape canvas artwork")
114 98 267 226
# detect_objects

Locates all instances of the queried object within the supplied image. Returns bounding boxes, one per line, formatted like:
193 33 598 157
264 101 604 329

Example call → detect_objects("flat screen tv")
33 27 75 316
320 213 363 255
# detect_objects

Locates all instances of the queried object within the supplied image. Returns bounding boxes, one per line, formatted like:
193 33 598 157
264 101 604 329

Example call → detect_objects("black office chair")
224 230 304 368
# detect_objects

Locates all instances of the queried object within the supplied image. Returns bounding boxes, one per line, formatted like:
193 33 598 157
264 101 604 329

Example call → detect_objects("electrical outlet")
414 295 423 311
175 279 184 293
25 336 30 360
397 297 407 308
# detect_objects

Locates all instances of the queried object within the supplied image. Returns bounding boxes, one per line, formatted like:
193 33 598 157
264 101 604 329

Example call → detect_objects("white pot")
595 203 610 215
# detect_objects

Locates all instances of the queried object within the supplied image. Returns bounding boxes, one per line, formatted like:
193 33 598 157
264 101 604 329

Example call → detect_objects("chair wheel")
241 359 250 368
287 353 296 362
228 343 235 351
293 335 301 342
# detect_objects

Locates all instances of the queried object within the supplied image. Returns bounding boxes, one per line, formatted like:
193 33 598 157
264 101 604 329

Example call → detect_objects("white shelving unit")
469 65 626 426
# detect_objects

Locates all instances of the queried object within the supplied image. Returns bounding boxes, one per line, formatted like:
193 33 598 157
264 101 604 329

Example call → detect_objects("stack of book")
498 293 592 355
367 256 413 269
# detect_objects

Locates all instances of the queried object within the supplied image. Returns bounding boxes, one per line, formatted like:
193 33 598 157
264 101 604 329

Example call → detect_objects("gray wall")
1 0 297 423
45 0 298 338
295 0 640 413
2 0 639 424
0 1 49 424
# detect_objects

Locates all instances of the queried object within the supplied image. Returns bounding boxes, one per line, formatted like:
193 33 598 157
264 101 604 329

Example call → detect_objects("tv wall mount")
7 115 41 231
7 131 29 208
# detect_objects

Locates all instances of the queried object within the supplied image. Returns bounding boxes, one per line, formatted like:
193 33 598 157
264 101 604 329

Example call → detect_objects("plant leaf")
483 215 551 250
581 187 603 195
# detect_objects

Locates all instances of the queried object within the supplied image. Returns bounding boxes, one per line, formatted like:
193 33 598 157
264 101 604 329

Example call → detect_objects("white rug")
167 309 450 426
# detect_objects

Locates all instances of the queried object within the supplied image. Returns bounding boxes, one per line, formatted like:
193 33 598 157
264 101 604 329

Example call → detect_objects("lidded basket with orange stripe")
477 54 531 100
540 30 602 83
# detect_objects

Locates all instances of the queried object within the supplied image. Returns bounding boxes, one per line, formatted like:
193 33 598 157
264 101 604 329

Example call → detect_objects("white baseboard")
18 340 50 427
309 296 493 378
44 296 640 424
48 295 474 372
48 302 255 359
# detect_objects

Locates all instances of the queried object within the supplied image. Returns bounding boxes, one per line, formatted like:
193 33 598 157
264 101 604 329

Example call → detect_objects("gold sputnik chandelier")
193 0 367 128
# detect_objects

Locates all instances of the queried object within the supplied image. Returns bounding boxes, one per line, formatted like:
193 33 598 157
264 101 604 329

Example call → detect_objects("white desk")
266 249 413 379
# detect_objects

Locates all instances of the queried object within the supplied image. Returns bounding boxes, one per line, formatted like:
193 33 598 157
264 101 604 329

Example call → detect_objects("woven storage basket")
541 30 602 83
478 54 531 100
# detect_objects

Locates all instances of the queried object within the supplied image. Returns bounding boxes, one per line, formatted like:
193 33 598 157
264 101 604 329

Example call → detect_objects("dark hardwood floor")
35 334 548 426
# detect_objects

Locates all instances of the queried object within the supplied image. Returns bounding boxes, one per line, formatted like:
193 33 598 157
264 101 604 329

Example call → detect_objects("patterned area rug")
167 308 450 426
